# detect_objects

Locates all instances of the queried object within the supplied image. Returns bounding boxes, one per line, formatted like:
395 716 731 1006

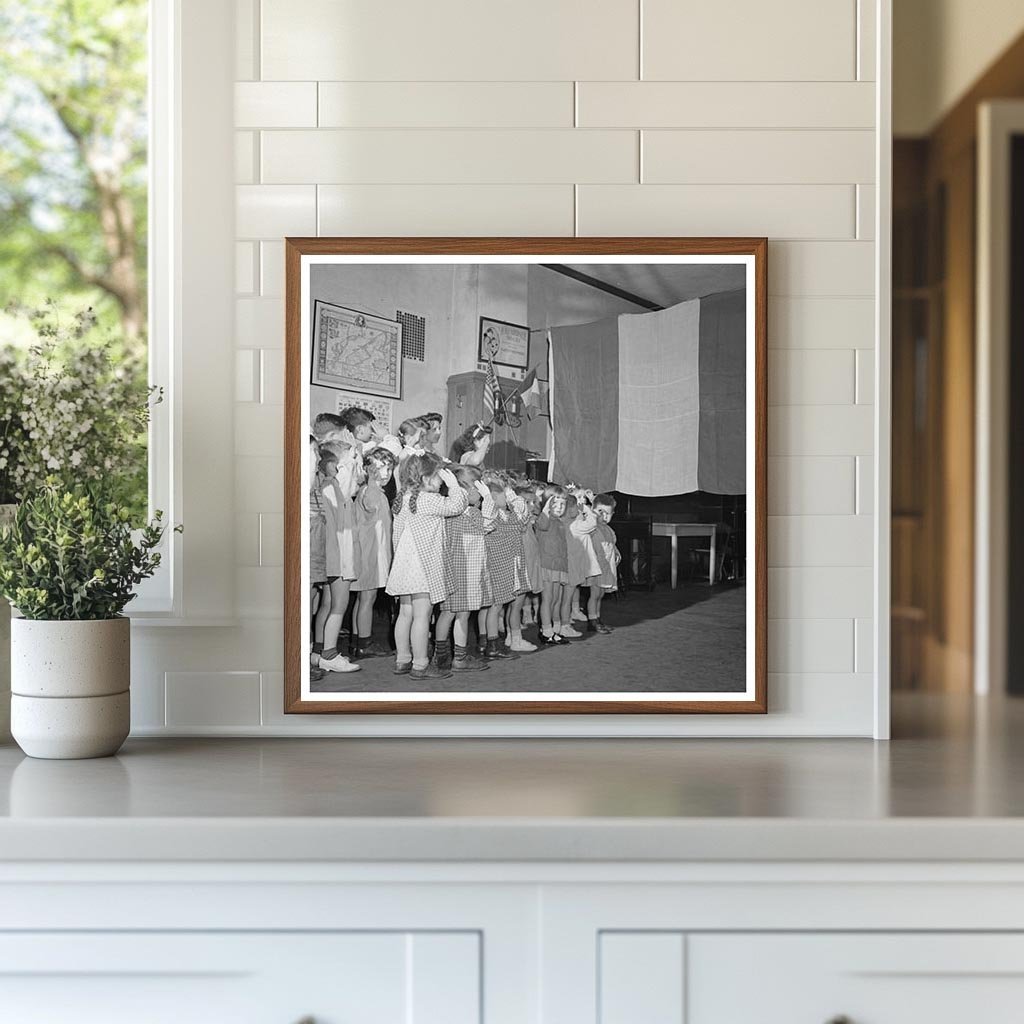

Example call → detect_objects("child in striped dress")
479 472 529 661
350 447 397 660
431 465 494 674
318 441 364 674
386 453 467 680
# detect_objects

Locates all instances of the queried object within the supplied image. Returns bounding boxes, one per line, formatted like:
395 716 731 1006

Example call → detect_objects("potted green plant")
0 303 154 746
0 481 170 758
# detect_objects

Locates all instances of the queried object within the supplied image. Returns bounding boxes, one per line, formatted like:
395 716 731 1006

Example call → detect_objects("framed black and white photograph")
310 299 403 399
285 238 767 716
478 315 530 372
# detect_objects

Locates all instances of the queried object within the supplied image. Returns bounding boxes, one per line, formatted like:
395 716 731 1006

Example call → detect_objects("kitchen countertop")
2 693 1024 862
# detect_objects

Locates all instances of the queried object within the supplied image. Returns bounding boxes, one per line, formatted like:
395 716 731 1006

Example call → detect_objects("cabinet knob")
826 1017 854 1024
293 1018 315 1024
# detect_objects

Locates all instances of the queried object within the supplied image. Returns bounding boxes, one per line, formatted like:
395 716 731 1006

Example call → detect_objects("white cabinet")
688 934 1024 1024
7 862 1024 1023
0 932 480 1024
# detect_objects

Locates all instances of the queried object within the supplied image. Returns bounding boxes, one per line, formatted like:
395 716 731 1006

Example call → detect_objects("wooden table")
651 522 718 587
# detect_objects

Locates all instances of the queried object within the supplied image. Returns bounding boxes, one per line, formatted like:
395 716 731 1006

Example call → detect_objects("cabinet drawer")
0 932 479 1024
688 934 1024 1024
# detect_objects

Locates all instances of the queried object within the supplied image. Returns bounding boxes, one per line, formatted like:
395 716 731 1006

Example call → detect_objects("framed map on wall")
310 300 403 399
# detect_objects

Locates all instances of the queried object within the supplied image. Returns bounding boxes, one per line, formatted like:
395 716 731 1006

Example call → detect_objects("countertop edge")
3 817 1024 862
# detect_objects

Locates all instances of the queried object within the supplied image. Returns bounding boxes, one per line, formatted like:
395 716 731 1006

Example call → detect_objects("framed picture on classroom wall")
478 315 530 372
284 237 768 716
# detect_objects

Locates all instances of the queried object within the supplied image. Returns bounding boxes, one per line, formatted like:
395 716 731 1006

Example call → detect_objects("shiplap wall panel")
856 350 875 404
579 83 874 129
259 241 285 298
236 185 316 238
857 183 877 239
766 458 856 516
642 130 875 185
234 131 256 184
641 0 857 81
260 130 639 185
768 241 874 296
235 298 286 349
769 350 857 406
577 184 856 238
768 516 874 567
261 0 640 81
768 619 855 673
855 618 874 673
318 82 575 128
769 297 875 349
235 82 317 128
165 672 262 727
317 185 575 237
770 406 874 456
138 0 882 736
769 568 874 619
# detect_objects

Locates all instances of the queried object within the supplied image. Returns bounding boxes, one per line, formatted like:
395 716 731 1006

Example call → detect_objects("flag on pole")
518 367 545 420
483 357 501 423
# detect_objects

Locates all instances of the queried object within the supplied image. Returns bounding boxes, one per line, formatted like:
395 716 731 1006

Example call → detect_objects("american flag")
484 357 501 423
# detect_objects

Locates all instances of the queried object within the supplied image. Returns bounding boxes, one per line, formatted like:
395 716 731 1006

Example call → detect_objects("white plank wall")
132 0 882 737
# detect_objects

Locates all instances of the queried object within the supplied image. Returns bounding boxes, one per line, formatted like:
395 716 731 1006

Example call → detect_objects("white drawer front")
688 934 1024 1024
0 932 480 1024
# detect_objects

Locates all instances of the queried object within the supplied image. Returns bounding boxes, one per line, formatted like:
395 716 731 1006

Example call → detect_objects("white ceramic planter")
0 502 15 744
10 617 130 759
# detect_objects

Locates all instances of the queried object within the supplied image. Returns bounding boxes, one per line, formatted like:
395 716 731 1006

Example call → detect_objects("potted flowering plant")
0 482 170 758
0 304 158 753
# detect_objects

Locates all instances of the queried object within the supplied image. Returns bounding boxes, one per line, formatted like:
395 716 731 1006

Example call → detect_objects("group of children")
309 406 621 682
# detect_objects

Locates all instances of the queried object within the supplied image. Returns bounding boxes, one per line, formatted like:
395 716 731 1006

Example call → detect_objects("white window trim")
128 0 236 626
128 0 180 616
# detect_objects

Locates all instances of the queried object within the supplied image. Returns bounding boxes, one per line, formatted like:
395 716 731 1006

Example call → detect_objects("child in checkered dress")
386 452 467 680
478 471 530 661
431 465 495 675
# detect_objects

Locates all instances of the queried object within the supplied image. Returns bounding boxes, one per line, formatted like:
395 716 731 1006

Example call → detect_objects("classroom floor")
310 583 746 693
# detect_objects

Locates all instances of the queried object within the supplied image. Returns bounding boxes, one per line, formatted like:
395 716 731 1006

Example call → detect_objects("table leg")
671 534 678 590
709 528 717 585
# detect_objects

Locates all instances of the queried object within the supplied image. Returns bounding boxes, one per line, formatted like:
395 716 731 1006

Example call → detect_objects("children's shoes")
559 624 584 639
318 653 361 673
485 637 519 660
540 632 568 646
507 635 538 653
410 661 452 680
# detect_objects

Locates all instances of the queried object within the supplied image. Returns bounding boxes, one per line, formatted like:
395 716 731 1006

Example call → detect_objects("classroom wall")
132 0 882 737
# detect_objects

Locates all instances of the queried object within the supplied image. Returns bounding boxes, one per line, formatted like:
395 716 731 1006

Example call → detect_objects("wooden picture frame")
286 237 767 716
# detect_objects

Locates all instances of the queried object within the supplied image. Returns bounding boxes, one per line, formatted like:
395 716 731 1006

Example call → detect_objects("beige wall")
895 0 1024 135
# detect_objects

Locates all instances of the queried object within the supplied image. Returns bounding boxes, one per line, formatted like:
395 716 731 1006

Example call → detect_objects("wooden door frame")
975 100 1024 696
